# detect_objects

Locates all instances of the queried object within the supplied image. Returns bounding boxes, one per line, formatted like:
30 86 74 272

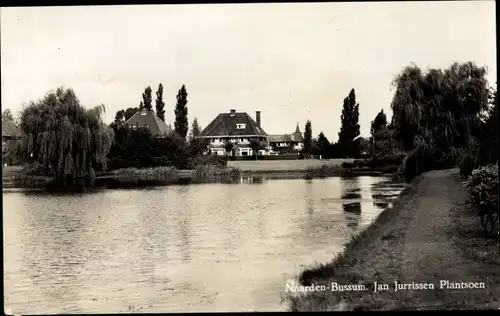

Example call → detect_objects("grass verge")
287 169 500 311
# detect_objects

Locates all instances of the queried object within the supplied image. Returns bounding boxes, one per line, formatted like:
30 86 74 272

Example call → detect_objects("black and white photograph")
1 1 498 312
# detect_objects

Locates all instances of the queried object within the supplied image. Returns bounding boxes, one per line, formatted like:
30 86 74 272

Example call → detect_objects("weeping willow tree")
390 62 490 179
18 87 114 179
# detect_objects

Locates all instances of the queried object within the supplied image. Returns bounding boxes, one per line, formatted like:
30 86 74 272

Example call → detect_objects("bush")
463 164 499 236
192 164 240 178
186 155 228 169
111 166 178 179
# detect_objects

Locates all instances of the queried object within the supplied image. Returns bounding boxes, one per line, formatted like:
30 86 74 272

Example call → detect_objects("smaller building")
124 108 172 137
2 117 22 149
268 124 304 154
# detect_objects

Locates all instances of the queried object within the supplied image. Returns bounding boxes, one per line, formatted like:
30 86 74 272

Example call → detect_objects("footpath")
289 168 500 311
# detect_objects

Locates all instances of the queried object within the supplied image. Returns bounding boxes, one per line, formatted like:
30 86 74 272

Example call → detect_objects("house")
197 109 269 156
124 108 172 137
268 124 304 154
2 117 22 150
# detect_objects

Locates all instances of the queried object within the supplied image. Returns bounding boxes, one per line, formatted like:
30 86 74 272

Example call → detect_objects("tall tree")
390 62 489 178
174 85 189 139
18 87 114 179
370 109 388 139
189 117 201 140
316 132 331 158
139 101 144 110
155 83 166 121
188 117 208 156
142 86 153 111
303 120 312 154
338 88 360 157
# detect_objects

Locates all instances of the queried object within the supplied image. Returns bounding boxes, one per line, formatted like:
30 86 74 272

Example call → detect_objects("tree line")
299 88 367 159
3 61 496 180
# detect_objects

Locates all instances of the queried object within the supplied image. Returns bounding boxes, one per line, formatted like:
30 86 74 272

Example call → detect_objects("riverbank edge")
2 166 397 190
286 172 426 311
287 169 499 311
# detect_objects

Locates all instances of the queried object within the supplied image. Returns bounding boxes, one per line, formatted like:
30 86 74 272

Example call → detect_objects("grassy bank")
288 168 499 311
227 159 354 172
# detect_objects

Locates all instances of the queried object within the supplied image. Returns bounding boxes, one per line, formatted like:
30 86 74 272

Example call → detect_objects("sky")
1 2 496 141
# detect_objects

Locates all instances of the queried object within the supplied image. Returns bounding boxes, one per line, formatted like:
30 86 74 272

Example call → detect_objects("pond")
3 175 406 313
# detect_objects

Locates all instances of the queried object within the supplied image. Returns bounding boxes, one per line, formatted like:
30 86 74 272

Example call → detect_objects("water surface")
3 175 405 313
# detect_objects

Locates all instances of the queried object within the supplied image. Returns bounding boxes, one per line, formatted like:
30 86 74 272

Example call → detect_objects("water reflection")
4 176 407 313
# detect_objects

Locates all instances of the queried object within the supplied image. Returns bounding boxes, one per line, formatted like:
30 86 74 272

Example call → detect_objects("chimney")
256 111 261 127
230 109 236 116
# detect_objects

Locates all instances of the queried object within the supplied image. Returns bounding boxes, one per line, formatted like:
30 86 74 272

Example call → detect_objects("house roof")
199 111 268 137
2 118 21 138
125 109 172 136
269 124 304 143
268 134 293 142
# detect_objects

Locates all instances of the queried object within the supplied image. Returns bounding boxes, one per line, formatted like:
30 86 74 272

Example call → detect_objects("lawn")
227 159 354 172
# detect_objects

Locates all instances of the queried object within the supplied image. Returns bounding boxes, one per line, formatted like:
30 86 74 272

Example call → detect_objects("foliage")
463 164 499 236
142 86 153 111
17 87 114 179
108 127 190 170
2 108 14 121
303 120 312 154
370 109 388 138
187 118 208 156
316 132 331 158
155 83 166 122
187 154 229 169
189 117 201 140
192 164 240 178
390 62 491 181
338 89 361 158
391 62 488 152
370 127 398 158
224 140 235 155
111 166 178 179
124 107 139 120
2 138 23 165
249 138 266 158
174 84 189 139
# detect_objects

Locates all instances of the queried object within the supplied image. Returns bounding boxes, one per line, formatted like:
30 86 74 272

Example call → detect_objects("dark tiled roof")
268 134 293 142
2 118 21 138
199 112 267 137
269 124 304 143
125 109 172 136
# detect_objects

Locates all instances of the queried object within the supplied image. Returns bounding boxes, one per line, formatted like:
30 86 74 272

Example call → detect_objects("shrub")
111 166 178 179
463 164 499 236
192 164 240 178
186 155 228 169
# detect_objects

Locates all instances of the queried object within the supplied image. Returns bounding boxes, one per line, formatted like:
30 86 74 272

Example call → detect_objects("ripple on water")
3 176 405 313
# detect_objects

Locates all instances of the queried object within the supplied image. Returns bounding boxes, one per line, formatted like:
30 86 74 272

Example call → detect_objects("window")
236 123 246 129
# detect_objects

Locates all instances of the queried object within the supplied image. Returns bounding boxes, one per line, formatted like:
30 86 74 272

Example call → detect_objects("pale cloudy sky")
1 2 496 141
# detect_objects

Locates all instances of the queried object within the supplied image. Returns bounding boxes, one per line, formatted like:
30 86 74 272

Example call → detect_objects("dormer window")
236 123 246 129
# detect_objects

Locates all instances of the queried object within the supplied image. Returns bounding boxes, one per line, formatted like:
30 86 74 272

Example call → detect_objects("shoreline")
287 168 500 311
2 165 397 190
